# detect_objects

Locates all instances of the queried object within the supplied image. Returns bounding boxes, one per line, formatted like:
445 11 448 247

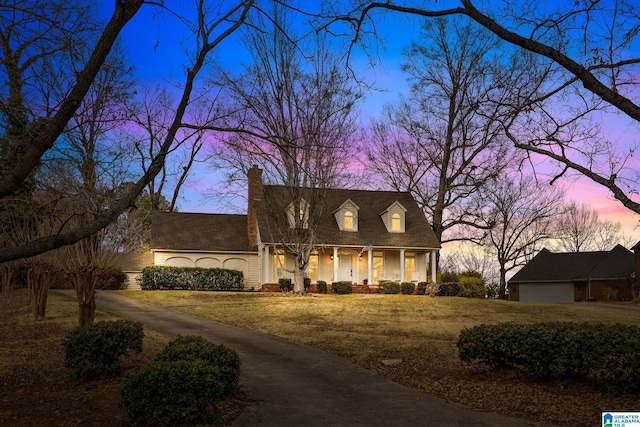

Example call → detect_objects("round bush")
316 280 327 293
332 281 353 294
400 282 415 295
121 360 225 427
155 335 240 395
380 280 400 294
64 320 144 381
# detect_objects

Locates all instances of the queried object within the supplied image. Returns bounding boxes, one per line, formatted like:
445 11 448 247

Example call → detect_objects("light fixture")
330 254 334 261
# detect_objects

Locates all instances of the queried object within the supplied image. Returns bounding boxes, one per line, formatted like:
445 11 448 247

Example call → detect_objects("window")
373 252 384 283
391 213 401 231
344 210 354 230
405 252 415 281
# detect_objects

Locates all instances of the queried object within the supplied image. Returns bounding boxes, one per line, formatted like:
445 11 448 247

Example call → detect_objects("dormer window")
344 210 354 230
391 213 401 231
288 200 309 229
334 199 359 231
380 201 407 233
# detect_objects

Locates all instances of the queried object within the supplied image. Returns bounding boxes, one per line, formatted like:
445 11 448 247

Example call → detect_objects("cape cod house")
146 166 440 290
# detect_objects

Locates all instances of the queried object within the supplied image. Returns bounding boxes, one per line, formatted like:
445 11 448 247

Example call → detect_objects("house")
508 244 635 302
140 166 440 290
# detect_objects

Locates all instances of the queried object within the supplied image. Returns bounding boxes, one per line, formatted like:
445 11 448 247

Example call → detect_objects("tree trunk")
27 264 54 320
72 271 99 326
1 265 13 298
77 295 96 327
293 266 305 294
499 265 508 300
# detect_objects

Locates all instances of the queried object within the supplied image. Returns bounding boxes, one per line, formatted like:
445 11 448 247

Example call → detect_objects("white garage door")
519 283 574 303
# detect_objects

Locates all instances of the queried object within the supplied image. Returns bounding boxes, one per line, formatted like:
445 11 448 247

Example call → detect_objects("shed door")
519 283 574 303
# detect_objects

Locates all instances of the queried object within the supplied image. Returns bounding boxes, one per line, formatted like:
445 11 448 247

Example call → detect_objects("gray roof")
509 245 634 283
255 186 440 249
151 212 255 252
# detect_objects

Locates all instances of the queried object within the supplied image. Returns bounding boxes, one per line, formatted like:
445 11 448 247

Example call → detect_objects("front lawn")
115 290 640 426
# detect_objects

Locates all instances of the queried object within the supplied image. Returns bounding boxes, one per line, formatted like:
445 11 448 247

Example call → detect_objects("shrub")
457 322 640 395
139 266 243 291
278 278 292 292
437 282 460 296
155 335 240 395
458 282 487 298
332 281 353 294
400 282 415 295
97 268 127 290
316 280 327 293
417 281 428 295
380 280 400 294
439 271 459 283
121 360 225 427
304 277 311 292
64 320 144 381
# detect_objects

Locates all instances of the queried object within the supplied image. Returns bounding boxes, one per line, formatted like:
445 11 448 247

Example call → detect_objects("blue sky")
100 1 639 237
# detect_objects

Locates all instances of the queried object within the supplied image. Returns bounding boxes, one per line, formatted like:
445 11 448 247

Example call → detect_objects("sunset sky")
103 1 640 242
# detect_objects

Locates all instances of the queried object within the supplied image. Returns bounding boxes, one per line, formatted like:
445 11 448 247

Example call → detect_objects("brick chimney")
247 165 263 246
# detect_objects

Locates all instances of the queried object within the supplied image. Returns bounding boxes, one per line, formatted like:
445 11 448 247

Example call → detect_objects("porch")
258 245 438 287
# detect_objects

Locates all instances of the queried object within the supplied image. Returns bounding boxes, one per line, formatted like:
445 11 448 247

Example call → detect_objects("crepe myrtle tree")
327 0 640 215
210 2 361 293
0 0 255 263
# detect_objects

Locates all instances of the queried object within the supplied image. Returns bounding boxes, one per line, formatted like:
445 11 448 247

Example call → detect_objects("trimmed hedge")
457 322 640 395
278 278 292 292
332 281 353 294
64 320 144 381
400 282 415 295
316 280 327 293
139 266 243 291
379 280 400 294
437 281 486 298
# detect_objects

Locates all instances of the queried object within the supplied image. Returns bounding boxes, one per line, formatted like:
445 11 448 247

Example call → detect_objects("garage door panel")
519 283 574 303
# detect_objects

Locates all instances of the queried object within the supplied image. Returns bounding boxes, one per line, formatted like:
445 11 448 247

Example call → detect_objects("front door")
339 255 353 281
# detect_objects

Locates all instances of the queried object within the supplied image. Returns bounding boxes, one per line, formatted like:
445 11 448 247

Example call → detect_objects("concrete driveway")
64 291 552 427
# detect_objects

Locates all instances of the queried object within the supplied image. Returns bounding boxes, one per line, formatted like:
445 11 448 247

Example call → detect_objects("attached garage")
518 282 574 303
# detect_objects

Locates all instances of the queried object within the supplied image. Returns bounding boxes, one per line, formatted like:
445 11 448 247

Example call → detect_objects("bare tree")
365 17 534 247
213 2 361 293
554 201 631 252
332 0 640 214
56 223 115 326
0 0 255 263
476 175 565 298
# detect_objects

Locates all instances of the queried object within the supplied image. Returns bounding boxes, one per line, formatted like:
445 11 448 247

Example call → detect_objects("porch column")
333 247 339 282
430 250 437 282
367 249 373 285
264 245 270 284
400 249 406 282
